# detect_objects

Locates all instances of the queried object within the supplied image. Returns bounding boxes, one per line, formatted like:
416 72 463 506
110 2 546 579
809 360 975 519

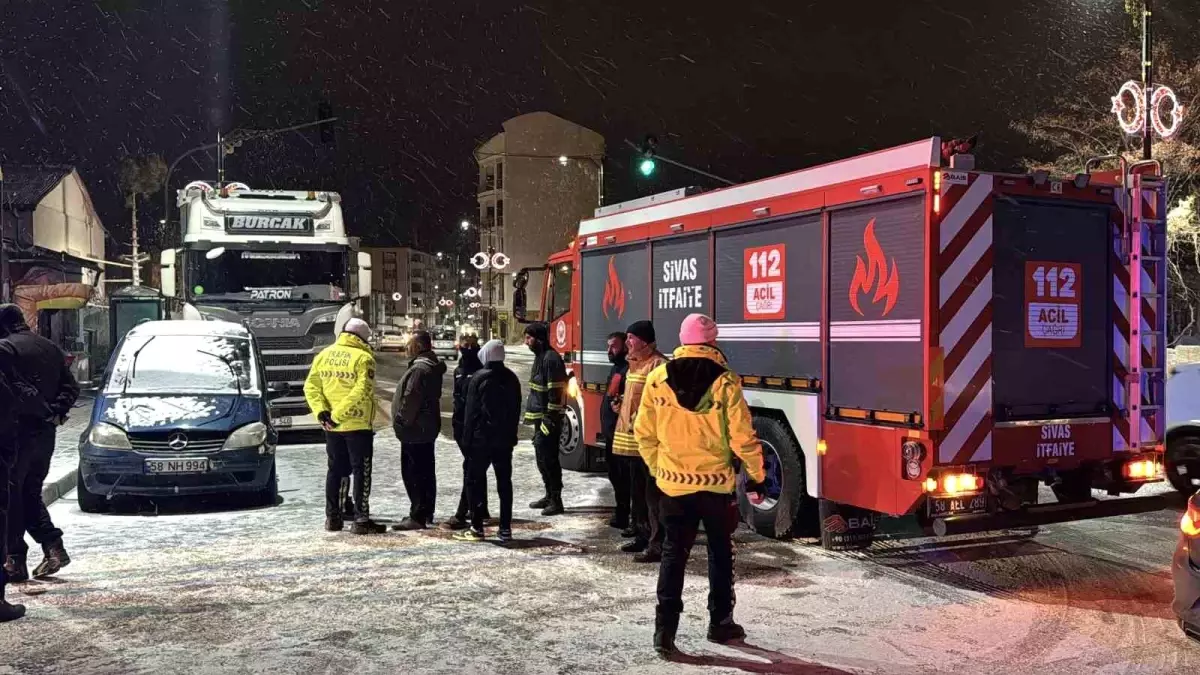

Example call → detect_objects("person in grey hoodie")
391 330 447 530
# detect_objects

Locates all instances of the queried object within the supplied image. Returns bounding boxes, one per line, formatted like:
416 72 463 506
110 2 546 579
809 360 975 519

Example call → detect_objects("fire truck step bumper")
931 493 1181 537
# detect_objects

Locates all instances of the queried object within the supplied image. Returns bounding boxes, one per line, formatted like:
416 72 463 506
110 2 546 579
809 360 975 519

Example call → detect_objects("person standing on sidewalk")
304 317 386 535
0 363 25 622
601 332 629 531
634 313 767 656
0 304 79 583
612 321 667 562
454 339 522 543
391 330 447 531
445 335 486 531
523 322 569 516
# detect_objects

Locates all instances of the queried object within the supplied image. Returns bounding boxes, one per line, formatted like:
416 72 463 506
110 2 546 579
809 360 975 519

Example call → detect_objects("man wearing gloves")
392 330 447 530
304 317 386 535
612 321 667 562
454 339 522 543
445 335 486 531
522 322 568 516
634 313 767 656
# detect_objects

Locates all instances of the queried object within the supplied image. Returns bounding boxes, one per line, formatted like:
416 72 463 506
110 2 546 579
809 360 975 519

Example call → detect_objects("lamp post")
1140 0 1153 160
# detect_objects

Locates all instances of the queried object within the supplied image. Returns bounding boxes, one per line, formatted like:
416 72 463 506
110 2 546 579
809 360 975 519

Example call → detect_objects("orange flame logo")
602 256 626 320
849 219 899 317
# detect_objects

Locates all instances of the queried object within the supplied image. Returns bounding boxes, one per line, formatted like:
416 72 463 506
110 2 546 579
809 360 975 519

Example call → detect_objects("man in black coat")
601 332 630 530
454 339 522 542
0 305 79 584
391 330 447 530
0 362 25 622
445 335 487 530
523 322 569 516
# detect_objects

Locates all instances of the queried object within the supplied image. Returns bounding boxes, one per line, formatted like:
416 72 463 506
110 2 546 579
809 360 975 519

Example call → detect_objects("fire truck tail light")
923 477 938 493
817 439 828 456
1123 459 1162 480
940 473 981 496
901 441 925 480
1182 510 1200 538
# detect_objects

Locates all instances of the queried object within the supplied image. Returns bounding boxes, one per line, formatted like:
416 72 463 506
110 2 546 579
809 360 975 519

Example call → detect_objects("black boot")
541 491 564 516
634 547 662 564
33 538 71 579
325 517 344 532
706 616 747 644
350 520 387 535
441 514 470 531
3 554 28 584
0 599 25 623
528 492 551 509
654 608 679 656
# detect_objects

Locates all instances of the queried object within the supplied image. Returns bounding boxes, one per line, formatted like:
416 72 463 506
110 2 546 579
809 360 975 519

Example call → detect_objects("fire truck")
514 137 1175 550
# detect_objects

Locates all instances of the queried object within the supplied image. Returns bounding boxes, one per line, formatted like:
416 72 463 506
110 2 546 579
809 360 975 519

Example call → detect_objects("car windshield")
105 335 260 395
433 328 455 341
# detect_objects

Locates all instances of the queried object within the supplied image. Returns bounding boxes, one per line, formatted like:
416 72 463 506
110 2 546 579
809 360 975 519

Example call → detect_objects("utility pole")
1141 0 1154 160
0 165 8 303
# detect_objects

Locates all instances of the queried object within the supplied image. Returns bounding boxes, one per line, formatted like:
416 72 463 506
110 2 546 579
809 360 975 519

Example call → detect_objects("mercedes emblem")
167 432 189 451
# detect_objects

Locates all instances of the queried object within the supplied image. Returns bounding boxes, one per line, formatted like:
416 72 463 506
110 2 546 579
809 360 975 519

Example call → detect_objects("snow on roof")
2 165 73 209
127 319 251 339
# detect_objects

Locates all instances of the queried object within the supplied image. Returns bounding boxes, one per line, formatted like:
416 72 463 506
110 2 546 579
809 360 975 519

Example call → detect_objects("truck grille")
265 366 311 383
258 336 314 350
262 352 314 367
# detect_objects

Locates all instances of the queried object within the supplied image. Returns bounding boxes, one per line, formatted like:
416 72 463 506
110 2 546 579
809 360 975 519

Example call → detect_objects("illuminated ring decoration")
470 252 491 270
1112 80 1145 135
1151 85 1184 139
490 252 511 270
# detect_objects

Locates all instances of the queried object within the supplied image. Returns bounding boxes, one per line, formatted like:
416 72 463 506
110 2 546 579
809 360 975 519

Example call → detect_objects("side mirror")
512 269 529 323
159 249 177 297
357 251 373 299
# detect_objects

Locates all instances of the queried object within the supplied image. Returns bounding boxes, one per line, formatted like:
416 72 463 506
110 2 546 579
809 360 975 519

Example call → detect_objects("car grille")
128 431 228 453
258 336 314 350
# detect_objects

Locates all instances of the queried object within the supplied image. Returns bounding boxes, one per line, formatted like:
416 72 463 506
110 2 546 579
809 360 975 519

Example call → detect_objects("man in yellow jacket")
303 318 385 535
634 313 766 656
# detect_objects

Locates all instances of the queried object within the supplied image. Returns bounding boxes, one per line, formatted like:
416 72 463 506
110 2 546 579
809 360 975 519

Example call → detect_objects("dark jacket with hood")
462 361 522 454
0 304 79 427
523 323 568 438
393 350 448 443
452 346 484 444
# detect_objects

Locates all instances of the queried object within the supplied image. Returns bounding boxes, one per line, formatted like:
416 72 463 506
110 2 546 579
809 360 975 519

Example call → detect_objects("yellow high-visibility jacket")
303 332 376 432
634 344 766 497
611 346 667 457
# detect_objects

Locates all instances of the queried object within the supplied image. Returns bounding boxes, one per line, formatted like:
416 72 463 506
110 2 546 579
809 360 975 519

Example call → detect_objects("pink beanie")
679 313 718 345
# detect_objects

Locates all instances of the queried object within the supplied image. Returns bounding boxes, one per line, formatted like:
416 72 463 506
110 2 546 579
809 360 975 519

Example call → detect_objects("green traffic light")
638 158 656 176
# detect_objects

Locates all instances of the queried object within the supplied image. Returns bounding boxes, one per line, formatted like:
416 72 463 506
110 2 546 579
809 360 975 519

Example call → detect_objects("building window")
496 199 504 227
496 162 504 190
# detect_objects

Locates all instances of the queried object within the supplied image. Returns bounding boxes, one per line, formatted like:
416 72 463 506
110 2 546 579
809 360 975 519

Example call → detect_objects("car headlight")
224 422 268 450
88 423 132 450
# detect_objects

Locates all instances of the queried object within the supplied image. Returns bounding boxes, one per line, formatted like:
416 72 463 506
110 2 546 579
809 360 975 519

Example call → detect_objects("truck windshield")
106 335 259 395
189 249 347 302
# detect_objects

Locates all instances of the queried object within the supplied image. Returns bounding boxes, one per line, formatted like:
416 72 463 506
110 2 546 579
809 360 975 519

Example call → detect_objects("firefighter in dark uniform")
523 322 569 516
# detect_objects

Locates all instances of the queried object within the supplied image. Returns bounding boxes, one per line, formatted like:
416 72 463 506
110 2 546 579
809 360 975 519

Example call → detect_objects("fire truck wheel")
736 415 810 539
1050 470 1093 504
557 398 588 471
1166 434 1200 496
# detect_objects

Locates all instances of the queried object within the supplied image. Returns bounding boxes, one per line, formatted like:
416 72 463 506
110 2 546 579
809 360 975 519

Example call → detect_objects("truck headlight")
224 422 268 450
88 423 132 450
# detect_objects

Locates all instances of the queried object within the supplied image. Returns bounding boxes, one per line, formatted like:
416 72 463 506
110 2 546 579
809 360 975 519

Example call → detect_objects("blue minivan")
77 320 284 512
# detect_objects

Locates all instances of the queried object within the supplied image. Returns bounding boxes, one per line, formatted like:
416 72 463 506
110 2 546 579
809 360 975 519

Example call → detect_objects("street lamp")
460 220 471 231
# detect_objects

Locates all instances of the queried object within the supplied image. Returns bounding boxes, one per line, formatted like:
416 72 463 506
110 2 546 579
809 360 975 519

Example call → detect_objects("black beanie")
626 320 655 344
524 321 549 343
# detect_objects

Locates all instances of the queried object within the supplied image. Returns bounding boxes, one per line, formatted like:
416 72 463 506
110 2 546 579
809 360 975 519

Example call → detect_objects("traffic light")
636 134 658 178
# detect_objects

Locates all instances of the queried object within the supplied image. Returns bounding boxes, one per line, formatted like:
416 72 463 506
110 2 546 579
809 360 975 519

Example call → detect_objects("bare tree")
118 155 168 286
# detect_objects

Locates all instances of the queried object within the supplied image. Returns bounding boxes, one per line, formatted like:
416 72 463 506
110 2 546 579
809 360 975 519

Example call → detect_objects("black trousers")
0 437 13 601
468 445 514 532
8 423 62 559
455 439 488 520
401 441 437 524
631 458 664 551
533 420 562 493
324 430 375 522
606 440 632 524
656 491 737 622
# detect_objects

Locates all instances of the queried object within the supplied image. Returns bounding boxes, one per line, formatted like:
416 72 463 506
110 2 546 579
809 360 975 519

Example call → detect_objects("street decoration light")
1112 80 1183 139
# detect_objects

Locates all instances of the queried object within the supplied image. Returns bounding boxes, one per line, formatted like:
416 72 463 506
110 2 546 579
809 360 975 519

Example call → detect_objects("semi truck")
515 137 1175 550
158 181 372 433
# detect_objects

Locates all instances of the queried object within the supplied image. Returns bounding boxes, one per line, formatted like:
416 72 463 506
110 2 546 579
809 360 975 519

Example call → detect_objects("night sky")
1 0 1197 257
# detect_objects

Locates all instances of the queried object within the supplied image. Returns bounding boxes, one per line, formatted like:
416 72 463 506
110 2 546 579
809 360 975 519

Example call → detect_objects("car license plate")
274 416 292 428
145 458 209 474
929 493 987 517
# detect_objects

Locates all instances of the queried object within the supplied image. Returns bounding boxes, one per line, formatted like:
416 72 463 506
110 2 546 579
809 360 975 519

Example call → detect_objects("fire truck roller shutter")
713 213 822 379
828 196 925 414
650 234 711 354
581 244 650 384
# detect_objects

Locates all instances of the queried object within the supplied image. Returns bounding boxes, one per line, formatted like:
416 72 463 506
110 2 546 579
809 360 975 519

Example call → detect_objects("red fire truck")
514 137 1174 550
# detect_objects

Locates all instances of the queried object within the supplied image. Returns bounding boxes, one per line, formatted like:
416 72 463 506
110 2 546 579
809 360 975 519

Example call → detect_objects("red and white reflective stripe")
937 174 994 464
829 319 920 342
717 322 819 342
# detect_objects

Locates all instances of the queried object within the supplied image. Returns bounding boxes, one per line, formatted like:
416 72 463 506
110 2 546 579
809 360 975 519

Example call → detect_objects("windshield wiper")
123 337 156 395
196 350 243 397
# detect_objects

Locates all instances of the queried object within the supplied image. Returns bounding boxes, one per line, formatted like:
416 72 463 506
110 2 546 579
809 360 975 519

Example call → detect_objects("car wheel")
736 415 813 538
1167 434 1200 496
255 462 279 507
76 466 108 514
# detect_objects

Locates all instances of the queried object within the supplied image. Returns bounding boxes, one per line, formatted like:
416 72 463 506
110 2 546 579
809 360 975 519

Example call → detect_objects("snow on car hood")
98 395 243 433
